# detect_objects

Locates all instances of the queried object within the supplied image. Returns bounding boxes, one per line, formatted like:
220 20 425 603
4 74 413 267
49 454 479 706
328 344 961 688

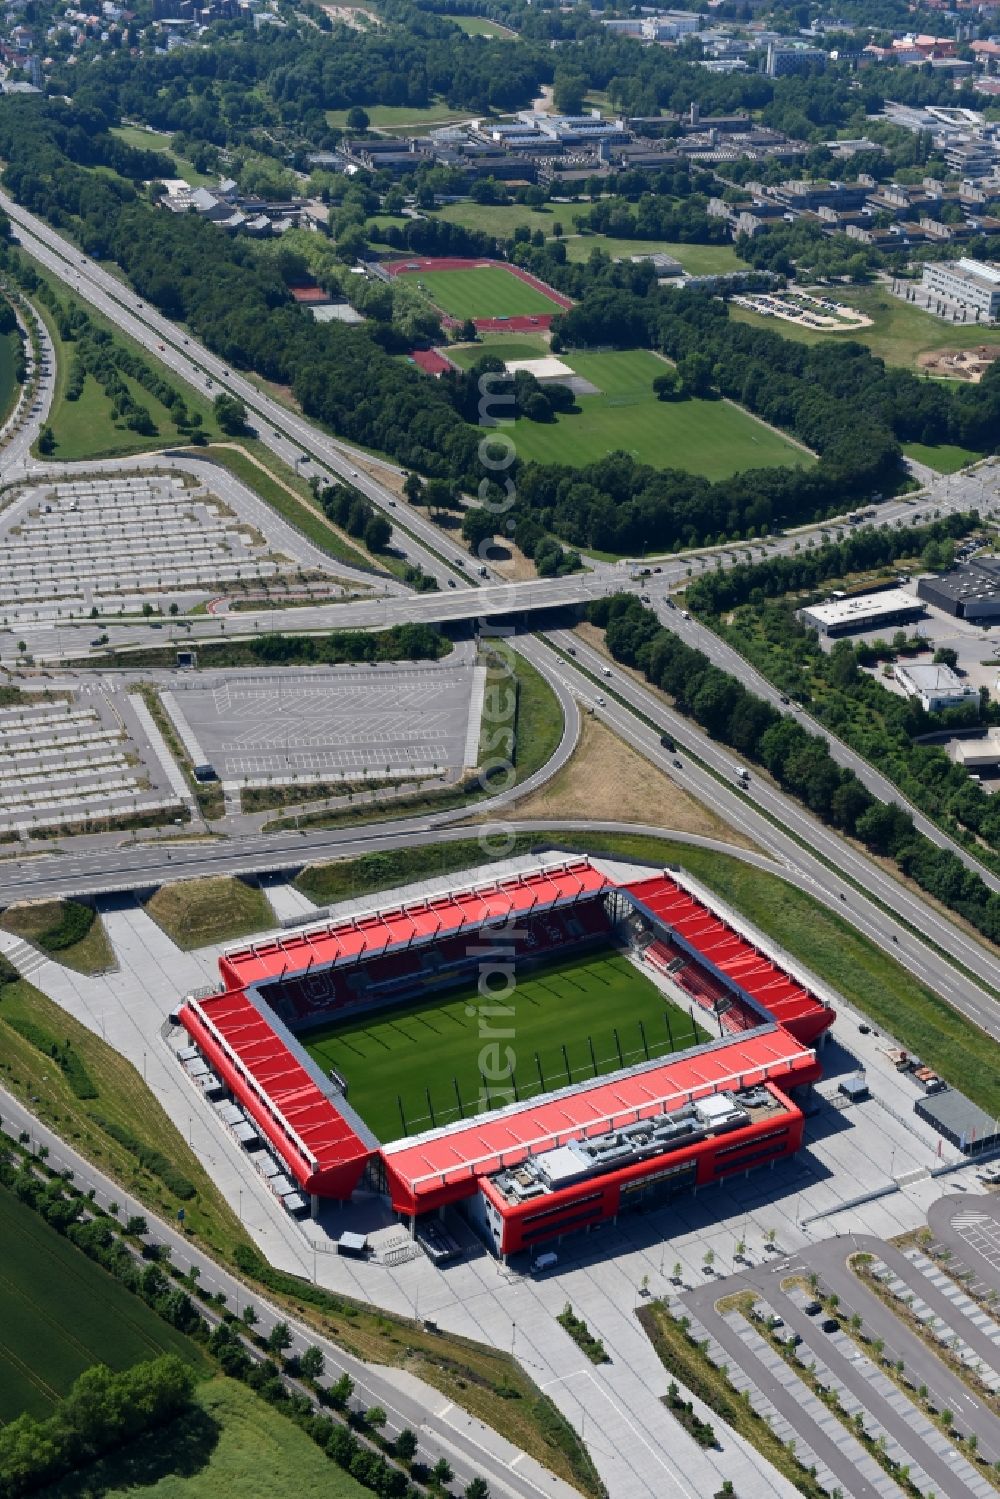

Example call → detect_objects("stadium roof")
220 861 609 989
625 873 833 1042
381 1027 818 1206
182 988 374 1191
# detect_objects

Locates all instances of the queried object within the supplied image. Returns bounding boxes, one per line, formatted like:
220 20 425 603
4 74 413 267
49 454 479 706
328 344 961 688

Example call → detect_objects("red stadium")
178 860 834 1260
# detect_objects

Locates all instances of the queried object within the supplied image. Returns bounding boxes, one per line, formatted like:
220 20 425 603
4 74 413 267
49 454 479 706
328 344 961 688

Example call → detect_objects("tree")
241 1305 258 1327
461 507 496 554
432 1456 454 1486
363 513 391 553
346 106 370 131
366 1405 387 1432
299 1345 325 1380
466 1479 491 1499
329 1372 354 1408
395 1427 418 1461
213 393 248 435
652 370 681 401
403 472 424 504
37 424 54 455
266 1321 292 1356
126 1215 148 1236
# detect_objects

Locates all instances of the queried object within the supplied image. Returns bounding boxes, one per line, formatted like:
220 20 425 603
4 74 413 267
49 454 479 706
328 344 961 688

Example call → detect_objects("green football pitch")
401 266 562 320
302 948 708 1140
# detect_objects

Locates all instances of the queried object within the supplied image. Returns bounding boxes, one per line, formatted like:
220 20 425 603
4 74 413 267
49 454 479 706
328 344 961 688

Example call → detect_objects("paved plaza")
159 650 486 787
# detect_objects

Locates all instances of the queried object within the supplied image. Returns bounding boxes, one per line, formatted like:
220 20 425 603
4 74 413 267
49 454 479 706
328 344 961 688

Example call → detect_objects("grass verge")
0 898 115 974
144 876 272 951
198 445 377 573
0 976 249 1257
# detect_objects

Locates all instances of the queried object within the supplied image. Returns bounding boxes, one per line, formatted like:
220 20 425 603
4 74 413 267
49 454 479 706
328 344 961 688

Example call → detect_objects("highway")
2 190 999 1035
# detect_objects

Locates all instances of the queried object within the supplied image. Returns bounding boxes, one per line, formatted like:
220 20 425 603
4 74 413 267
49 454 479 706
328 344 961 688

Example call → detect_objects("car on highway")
672 758 682 768
659 734 675 751
351 469 359 477
447 579 456 587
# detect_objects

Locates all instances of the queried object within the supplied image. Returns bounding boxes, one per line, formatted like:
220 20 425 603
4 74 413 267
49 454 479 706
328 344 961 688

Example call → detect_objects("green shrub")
92 1114 196 1199
4 1016 98 1098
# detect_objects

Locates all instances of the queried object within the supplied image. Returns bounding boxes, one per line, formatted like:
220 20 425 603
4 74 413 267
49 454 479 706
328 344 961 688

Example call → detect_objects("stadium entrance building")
178 861 834 1260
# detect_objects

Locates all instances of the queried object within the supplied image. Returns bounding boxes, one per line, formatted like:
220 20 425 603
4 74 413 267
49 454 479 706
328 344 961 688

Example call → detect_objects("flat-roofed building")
918 557 1000 620
799 587 925 638
893 661 980 713
920 257 1000 320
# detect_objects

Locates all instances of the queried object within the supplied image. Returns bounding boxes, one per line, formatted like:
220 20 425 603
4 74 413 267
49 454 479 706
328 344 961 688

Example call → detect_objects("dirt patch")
489 540 537 582
511 713 754 847
917 344 1000 383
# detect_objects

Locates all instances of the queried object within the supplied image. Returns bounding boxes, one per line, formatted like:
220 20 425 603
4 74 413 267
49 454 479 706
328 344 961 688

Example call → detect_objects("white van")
534 1251 558 1271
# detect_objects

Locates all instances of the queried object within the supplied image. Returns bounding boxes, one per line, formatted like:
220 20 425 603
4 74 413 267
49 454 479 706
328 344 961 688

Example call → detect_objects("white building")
893 662 980 714
920 258 1000 320
799 587 925 638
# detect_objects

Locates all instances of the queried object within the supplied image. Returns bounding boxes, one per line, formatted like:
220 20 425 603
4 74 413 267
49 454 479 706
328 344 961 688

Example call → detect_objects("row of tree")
590 593 1000 946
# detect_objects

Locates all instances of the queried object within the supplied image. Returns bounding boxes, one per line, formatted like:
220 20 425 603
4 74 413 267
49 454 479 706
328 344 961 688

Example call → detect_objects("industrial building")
919 258 1000 320
176 861 834 1259
799 587 926 638
893 661 980 714
917 558 1000 620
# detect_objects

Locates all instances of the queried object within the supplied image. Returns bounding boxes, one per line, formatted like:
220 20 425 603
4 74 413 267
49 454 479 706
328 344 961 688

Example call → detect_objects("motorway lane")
1 198 474 590
544 630 1000 1037
662 602 1000 898
6 192 996 607
0 1083 577 1499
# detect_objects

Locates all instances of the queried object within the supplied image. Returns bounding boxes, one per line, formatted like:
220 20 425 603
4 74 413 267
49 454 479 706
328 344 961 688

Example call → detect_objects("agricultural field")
303 947 706 1139
42 1378 368 1499
402 264 562 320
729 284 997 369
0 1181 204 1422
505 349 811 477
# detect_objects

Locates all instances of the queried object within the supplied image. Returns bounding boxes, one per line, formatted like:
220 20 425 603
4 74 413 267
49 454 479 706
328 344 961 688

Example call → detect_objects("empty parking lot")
159 653 486 787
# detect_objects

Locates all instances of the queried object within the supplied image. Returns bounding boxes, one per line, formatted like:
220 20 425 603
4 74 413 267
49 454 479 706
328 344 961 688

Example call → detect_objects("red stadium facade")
178 860 834 1259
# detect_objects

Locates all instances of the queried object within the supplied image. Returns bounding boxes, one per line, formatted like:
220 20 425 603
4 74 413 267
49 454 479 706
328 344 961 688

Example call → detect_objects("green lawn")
448 14 516 35
562 237 743 274
903 440 980 473
435 201 581 239
730 284 998 369
28 258 221 462
0 325 20 427
446 333 551 368
326 101 474 130
42 1377 368 1499
506 349 811 477
0 1181 204 1422
402 264 562 320
110 125 216 188
303 947 706 1139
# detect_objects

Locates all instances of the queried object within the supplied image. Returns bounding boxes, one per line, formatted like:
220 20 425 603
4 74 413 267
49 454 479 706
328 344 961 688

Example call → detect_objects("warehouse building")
917 557 1000 620
799 587 925 638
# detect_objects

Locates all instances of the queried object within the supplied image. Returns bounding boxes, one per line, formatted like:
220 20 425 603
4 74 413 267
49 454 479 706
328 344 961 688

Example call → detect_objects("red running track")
383 256 572 314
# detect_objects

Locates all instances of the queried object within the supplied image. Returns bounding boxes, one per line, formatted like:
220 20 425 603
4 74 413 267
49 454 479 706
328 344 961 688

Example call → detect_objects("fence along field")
303 948 706 1140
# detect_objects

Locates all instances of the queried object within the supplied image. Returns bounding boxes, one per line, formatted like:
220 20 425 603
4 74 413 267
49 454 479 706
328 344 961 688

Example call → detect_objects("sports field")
303 947 707 1139
0 1181 203 1421
407 265 562 320
506 349 812 478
